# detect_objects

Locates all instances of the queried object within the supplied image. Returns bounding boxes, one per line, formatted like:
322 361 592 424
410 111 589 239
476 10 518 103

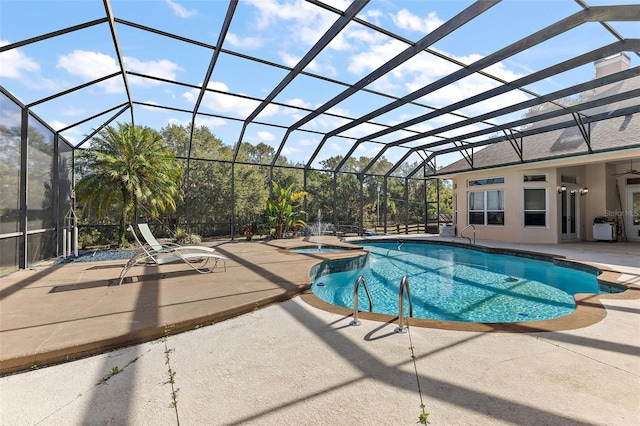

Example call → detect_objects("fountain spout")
305 209 335 252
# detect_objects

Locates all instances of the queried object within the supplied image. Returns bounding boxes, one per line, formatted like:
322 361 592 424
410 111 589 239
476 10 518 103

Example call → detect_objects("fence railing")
77 216 455 248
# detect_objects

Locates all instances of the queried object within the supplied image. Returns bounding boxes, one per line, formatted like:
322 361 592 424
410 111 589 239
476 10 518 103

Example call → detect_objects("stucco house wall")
442 53 639 245
450 151 640 244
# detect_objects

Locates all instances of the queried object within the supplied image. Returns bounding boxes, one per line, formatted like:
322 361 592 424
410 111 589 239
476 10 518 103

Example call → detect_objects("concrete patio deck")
1 236 639 425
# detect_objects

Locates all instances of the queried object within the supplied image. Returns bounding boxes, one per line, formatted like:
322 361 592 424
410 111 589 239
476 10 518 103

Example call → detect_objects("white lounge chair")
118 225 226 285
137 223 216 254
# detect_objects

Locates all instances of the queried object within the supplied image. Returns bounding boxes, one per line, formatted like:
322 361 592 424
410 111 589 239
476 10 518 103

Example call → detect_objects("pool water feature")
312 241 607 323
304 209 336 251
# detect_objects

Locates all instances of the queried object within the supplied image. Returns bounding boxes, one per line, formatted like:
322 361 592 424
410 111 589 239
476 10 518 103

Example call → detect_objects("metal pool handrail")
395 276 414 334
461 224 476 244
350 275 373 326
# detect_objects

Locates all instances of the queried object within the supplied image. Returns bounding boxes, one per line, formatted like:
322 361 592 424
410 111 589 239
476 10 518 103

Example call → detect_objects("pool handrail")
395 276 414 334
350 275 373 326
460 224 476 244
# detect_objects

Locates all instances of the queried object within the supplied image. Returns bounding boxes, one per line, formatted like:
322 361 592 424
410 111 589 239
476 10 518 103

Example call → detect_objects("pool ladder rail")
350 275 373 326
395 276 413 334
350 275 414 333
460 224 476 244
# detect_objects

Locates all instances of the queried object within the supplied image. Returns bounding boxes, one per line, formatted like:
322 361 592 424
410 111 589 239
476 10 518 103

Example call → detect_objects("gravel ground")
54 249 135 264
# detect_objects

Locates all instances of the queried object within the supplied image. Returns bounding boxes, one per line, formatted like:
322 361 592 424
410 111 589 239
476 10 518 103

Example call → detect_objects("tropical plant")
174 227 202 245
263 181 308 239
75 123 183 246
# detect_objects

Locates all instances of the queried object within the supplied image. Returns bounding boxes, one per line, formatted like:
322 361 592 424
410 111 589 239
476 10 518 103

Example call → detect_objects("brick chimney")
594 53 630 94
595 52 630 78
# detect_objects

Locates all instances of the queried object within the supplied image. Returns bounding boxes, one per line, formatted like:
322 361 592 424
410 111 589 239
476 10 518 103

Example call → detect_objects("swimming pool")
311 241 607 323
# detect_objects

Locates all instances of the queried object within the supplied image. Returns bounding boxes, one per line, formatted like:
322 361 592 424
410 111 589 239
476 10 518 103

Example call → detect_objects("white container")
593 223 615 242
440 224 456 237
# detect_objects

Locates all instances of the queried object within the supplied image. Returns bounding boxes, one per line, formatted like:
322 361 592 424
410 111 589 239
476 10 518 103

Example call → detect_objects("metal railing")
350 275 373 326
395 276 414 334
460 224 476 244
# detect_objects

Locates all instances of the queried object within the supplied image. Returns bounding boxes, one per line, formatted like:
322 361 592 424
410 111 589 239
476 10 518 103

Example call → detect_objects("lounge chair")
118 225 226 285
137 223 217 254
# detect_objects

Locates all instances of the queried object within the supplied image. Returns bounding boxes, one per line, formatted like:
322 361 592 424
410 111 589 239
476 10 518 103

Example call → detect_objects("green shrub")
175 228 202 245
78 228 101 249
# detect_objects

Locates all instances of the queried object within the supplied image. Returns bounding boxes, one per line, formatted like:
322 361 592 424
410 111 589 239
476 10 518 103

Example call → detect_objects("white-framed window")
524 174 546 182
468 190 504 226
467 176 504 187
524 188 546 226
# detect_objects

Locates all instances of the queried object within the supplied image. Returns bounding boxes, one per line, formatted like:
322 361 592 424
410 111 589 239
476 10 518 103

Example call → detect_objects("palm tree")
264 181 308 239
75 123 183 246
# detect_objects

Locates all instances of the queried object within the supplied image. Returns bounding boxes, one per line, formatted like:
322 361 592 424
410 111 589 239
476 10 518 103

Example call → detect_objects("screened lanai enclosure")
1 0 639 274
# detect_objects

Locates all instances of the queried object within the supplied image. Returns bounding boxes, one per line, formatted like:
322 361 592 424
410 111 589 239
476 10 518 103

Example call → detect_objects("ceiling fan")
612 159 640 176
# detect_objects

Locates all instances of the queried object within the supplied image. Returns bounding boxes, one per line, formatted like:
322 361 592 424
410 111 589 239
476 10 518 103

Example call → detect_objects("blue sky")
1 0 638 169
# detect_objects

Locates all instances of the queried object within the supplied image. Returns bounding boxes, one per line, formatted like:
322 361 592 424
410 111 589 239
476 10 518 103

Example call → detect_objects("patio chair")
137 223 217 254
117 225 226 285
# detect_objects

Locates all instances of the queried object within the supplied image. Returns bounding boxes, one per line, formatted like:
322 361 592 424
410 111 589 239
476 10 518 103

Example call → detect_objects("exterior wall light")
558 184 567 194
580 187 589 195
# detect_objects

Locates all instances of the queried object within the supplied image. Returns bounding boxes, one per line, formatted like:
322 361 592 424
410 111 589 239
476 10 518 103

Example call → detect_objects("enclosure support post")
436 178 441 230
423 178 428 233
303 168 308 214
404 177 409 234
359 174 364 236
18 108 28 269
333 172 338 234
230 163 236 241
383 177 388 234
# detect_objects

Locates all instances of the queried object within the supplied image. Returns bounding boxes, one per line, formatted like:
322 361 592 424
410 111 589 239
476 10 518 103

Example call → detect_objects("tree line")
74 122 452 245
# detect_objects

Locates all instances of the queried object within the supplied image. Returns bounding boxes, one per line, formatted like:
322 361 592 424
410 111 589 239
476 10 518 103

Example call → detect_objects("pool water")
312 241 604 323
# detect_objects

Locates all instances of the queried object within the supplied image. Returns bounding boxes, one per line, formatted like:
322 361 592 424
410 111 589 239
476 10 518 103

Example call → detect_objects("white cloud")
246 0 313 29
49 120 68 131
415 66 529 114
309 60 338 77
225 33 264 49
140 101 162 111
391 9 443 34
246 0 352 51
357 143 382 156
60 106 85 117
183 81 279 119
124 57 184 84
257 130 275 141
326 32 351 52
57 50 118 78
165 0 197 18
282 145 302 155
364 9 383 25
56 50 184 93
284 98 311 110
347 39 407 76
318 0 351 11
194 116 228 128
279 51 301 68
0 40 40 78
57 124 84 144
298 138 316 146
346 27 388 46
57 50 122 93
346 32 529 120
